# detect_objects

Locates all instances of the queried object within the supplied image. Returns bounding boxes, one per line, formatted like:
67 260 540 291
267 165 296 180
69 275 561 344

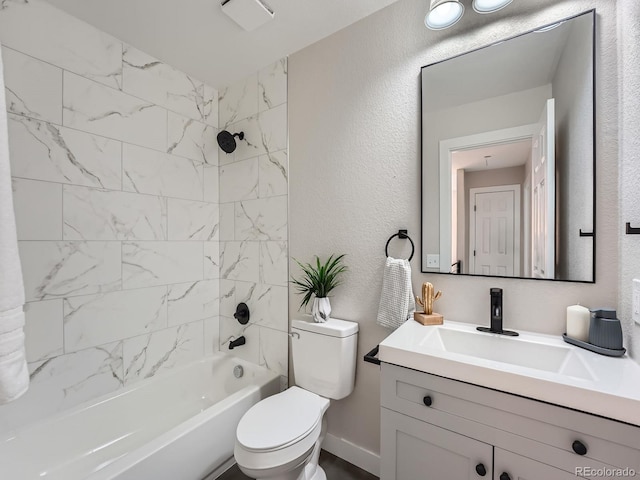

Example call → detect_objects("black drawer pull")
572 440 588 455
423 395 433 407
500 473 511 480
475 463 487 476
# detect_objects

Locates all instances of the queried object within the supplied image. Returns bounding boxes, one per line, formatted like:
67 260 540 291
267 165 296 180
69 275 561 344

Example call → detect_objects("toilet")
234 316 358 480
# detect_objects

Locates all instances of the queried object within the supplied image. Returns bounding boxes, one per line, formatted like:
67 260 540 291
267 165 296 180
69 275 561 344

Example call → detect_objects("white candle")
566 305 590 342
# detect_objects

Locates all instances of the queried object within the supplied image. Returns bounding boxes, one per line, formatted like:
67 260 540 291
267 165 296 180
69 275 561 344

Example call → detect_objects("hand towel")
0 43 29 404
376 257 415 330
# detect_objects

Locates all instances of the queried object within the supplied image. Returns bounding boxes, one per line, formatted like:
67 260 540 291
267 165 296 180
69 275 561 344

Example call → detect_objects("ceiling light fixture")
472 0 513 14
424 0 464 30
425 0 514 30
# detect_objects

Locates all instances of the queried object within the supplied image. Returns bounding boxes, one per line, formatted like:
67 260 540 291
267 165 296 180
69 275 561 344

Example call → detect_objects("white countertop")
379 319 640 427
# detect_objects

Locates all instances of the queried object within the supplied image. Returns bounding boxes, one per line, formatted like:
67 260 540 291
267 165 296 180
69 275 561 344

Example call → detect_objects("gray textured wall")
618 0 640 361
289 0 619 457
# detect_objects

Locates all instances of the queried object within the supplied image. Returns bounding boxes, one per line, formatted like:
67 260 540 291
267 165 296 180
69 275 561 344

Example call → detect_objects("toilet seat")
234 387 330 477
236 387 329 453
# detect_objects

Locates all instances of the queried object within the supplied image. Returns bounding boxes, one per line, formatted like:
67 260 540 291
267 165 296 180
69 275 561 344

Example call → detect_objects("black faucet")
477 288 519 336
229 336 246 350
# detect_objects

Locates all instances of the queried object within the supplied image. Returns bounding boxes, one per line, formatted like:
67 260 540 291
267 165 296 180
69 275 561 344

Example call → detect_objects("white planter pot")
312 297 331 323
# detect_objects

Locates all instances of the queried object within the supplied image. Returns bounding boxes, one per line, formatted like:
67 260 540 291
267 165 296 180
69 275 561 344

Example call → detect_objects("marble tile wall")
217 58 289 385
0 0 220 433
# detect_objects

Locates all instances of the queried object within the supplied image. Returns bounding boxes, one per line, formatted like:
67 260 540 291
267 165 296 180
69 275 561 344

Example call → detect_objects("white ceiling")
423 18 573 112
452 139 532 172
44 0 400 88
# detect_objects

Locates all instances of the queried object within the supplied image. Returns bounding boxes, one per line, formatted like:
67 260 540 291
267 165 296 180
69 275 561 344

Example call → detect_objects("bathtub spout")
229 336 246 350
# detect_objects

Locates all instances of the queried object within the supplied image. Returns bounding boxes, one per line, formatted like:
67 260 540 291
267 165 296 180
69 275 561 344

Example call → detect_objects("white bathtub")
0 353 280 479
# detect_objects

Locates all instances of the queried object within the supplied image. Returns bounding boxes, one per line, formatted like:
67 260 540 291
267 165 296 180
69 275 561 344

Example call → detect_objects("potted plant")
291 254 348 323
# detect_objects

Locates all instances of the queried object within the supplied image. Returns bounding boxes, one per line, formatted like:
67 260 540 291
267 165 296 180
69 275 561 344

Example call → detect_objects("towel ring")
385 229 414 261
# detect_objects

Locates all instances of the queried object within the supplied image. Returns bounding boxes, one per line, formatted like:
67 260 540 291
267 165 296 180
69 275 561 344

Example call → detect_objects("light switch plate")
633 279 640 325
427 254 440 268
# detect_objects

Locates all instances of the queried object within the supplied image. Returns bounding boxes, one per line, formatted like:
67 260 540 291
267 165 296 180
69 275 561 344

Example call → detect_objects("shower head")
217 130 245 154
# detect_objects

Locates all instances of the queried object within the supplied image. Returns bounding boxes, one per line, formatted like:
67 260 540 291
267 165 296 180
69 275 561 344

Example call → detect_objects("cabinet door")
494 448 583 480
381 408 493 480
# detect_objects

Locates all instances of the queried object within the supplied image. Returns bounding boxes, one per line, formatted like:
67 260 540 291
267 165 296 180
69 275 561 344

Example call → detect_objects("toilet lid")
236 387 329 452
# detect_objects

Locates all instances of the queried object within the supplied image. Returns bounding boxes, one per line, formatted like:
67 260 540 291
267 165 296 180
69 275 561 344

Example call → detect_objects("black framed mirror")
421 10 595 282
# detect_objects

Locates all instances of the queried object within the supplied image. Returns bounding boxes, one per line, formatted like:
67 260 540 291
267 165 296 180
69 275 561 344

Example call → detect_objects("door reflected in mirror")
421 10 595 282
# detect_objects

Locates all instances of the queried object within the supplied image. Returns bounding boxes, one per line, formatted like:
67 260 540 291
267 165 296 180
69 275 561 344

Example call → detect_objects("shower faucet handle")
234 303 250 325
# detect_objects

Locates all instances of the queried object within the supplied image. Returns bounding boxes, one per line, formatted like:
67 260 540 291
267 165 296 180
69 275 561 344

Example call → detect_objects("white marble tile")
259 327 288 377
219 157 259 203
222 103 287 164
235 196 287 241
204 317 220 357
199 83 218 128
2 46 62 124
203 164 219 203
12 178 62 240
63 72 166 151
203 129 218 167
260 242 288 286
0 0 122 89
219 203 235 241
30 341 123 400
167 199 219 241
8 113 121 189
167 112 217 165
220 241 259 282
259 151 288 198
19 241 121 302
122 45 202 121
122 241 203 289
122 143 203 201
258 58 287 112
167 279 219 326
257 103 288 155
63 186 167 241
219 317 259 364
204 242 220 279
63 287 168 353
235 282 288 332
219 280 237 318
23 300 63 363
123 321 204 384
0 342 123 432
219 73 258 127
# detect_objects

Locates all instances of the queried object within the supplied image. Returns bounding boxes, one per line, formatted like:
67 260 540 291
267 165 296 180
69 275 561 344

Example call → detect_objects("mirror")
421 10 595 282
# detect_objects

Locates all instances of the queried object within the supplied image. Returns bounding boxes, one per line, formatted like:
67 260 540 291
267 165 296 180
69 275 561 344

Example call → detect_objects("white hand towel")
0 43 29 404
376 257 415 330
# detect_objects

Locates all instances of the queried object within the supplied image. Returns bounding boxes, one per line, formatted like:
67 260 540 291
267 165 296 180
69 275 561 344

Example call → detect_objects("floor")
218 450 379 480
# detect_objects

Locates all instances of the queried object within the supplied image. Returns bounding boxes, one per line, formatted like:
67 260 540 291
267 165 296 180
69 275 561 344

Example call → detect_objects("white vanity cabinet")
380 363 640 480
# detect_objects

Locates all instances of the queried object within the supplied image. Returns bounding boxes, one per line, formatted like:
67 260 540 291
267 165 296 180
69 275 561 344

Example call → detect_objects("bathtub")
0 353 280 479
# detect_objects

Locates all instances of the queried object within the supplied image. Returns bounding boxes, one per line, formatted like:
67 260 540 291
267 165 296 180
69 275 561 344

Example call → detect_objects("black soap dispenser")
588 308 623 350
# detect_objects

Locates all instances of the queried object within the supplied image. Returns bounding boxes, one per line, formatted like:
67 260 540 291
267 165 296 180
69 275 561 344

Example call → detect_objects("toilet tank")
291 316 358 400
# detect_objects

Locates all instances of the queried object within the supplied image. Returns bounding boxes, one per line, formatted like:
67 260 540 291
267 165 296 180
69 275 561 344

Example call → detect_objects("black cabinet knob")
572 440 588 455
500 473 511 480
423 395 433 407
475 463 487 476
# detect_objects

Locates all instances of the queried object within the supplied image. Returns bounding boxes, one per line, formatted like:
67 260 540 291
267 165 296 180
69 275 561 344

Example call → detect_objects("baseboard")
322 433 380 477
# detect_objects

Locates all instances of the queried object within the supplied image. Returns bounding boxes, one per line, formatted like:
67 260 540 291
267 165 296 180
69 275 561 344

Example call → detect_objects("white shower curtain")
0 42 29 404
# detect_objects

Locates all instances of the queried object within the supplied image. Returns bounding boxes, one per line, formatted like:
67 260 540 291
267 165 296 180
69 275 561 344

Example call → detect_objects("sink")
378 319 640 427
421 324 595 381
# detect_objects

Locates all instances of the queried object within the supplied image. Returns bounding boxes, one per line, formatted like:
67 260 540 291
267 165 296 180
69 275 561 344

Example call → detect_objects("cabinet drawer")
381 363 640 471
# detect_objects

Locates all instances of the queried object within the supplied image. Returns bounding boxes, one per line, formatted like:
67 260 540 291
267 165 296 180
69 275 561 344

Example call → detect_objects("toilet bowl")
235 387 329 480
233 317 358 480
